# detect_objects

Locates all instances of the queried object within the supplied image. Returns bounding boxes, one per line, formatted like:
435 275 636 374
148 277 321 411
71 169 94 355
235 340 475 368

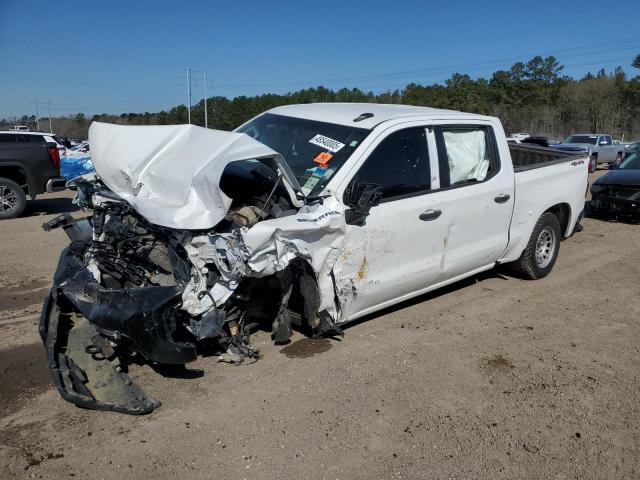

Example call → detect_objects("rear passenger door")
430 124 515 281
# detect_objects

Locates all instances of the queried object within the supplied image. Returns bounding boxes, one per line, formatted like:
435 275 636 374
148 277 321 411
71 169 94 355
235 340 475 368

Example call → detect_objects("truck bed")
509 144 583 172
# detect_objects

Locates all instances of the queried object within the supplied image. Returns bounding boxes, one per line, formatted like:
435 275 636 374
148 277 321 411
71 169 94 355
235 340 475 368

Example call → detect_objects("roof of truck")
266 103 493 129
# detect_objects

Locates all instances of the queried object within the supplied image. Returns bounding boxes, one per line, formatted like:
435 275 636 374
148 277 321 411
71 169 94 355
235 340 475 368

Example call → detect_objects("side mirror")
344 181 382 226
599 141 607 146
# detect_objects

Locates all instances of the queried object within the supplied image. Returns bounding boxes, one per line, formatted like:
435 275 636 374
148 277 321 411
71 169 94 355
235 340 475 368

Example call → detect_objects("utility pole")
34 100 40 131
203 72 208 128
47 100 53 133
187 67 192 124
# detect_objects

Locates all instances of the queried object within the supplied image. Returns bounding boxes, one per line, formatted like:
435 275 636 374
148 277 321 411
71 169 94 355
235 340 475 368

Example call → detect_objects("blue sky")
1 0 639 118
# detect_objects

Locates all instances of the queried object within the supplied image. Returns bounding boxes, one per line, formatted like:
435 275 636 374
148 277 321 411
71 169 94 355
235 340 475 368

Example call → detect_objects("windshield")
563 135 597 145
618 151 640 170
237 113 370 195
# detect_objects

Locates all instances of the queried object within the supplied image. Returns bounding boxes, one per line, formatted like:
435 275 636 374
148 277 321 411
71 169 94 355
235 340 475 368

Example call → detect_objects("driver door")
333 126 447 321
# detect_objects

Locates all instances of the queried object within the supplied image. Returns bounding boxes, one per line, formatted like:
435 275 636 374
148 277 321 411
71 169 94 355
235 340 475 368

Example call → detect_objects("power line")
212 37 640 90
7 36 638 120
351 52 638 91
53 91 186 114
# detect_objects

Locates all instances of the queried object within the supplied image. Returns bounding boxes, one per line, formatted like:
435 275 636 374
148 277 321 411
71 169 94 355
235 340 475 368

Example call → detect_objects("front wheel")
512 212 561 280
0 177 27 220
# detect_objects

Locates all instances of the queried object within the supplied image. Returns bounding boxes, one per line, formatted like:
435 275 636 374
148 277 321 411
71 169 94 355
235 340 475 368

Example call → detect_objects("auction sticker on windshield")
309 134 345 153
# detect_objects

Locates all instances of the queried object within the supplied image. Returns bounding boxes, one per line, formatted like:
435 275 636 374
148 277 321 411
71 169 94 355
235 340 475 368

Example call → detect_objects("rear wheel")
512 212 561 280
0 177 27 220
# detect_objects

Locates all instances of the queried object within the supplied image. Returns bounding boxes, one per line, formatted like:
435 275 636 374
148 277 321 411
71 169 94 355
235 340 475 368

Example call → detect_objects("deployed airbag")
443 129 490 184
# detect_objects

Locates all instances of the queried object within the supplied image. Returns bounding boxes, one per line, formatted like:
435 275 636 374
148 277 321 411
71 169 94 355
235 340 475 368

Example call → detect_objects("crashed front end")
590 184 640 218
40 122 345 414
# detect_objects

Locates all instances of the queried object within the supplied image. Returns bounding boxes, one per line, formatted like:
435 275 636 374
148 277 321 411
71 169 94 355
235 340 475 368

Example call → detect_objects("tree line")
3 54 640 141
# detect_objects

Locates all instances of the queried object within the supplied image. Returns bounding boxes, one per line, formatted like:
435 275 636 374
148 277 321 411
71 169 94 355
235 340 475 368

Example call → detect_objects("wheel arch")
544 202 571 238
0 164 35 198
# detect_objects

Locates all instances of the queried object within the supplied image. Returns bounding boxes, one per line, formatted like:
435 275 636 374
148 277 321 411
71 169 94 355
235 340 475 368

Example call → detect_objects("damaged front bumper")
39 241 195 414
40 290 162 414
591 192 640 217
40 167 345 414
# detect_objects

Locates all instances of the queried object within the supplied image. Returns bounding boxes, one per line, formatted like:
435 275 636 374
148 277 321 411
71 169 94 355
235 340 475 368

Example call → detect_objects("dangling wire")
258 173 282 221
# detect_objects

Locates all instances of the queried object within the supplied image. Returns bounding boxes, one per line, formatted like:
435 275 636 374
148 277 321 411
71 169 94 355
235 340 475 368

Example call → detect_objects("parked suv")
0 131 67 219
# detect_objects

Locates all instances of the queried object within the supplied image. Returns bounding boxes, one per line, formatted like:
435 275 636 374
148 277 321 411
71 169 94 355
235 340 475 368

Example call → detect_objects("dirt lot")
1 172 639 479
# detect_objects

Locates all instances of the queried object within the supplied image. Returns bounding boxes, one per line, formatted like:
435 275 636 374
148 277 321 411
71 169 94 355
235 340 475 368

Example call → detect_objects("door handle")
494 194 511 204
419 209 441 221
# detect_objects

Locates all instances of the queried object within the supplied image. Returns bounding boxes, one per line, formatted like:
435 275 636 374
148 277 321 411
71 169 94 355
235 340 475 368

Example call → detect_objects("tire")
512 212 561 280
0 177 27 220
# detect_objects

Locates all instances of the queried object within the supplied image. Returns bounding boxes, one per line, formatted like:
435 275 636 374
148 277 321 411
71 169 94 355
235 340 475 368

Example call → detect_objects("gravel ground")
1 171 639 479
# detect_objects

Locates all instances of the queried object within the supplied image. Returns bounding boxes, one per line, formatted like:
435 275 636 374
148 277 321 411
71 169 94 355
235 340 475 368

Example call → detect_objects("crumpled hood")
593 169 640 187
89 122 302 230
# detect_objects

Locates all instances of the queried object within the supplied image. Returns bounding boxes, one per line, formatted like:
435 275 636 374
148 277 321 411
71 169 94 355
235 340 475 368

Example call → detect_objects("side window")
0 134 17 143
436 126 498 187
604 136 612 145
350 128 430 201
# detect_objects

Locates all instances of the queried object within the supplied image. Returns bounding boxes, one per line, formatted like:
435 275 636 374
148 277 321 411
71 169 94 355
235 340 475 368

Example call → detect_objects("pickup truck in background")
552 133 625 168
40 103 589 414
0 132 67 219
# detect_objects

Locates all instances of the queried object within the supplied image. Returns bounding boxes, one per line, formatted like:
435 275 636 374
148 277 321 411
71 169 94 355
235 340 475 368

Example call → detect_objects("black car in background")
590 146 640 218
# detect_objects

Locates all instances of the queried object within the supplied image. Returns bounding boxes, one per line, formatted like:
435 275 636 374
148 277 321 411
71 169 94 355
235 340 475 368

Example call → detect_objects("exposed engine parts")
41 165 345 414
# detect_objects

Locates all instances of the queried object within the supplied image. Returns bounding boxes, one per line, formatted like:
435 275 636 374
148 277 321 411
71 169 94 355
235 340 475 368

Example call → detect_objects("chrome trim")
46 177 67 192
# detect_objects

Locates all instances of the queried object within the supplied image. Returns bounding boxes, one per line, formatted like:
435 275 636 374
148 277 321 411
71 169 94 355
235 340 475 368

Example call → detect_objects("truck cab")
237 104 587 321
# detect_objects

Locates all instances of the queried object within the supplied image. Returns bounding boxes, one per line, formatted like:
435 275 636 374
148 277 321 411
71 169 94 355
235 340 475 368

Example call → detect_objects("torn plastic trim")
40 279 161 415
178 196 348 321
53 242 196 365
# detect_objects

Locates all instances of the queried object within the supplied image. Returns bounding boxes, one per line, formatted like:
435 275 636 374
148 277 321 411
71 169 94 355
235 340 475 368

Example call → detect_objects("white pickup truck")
553 133 625 166
41 103 589 414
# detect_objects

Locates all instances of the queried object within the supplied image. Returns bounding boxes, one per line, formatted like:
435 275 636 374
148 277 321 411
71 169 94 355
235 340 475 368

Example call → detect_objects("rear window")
16 135 46 143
